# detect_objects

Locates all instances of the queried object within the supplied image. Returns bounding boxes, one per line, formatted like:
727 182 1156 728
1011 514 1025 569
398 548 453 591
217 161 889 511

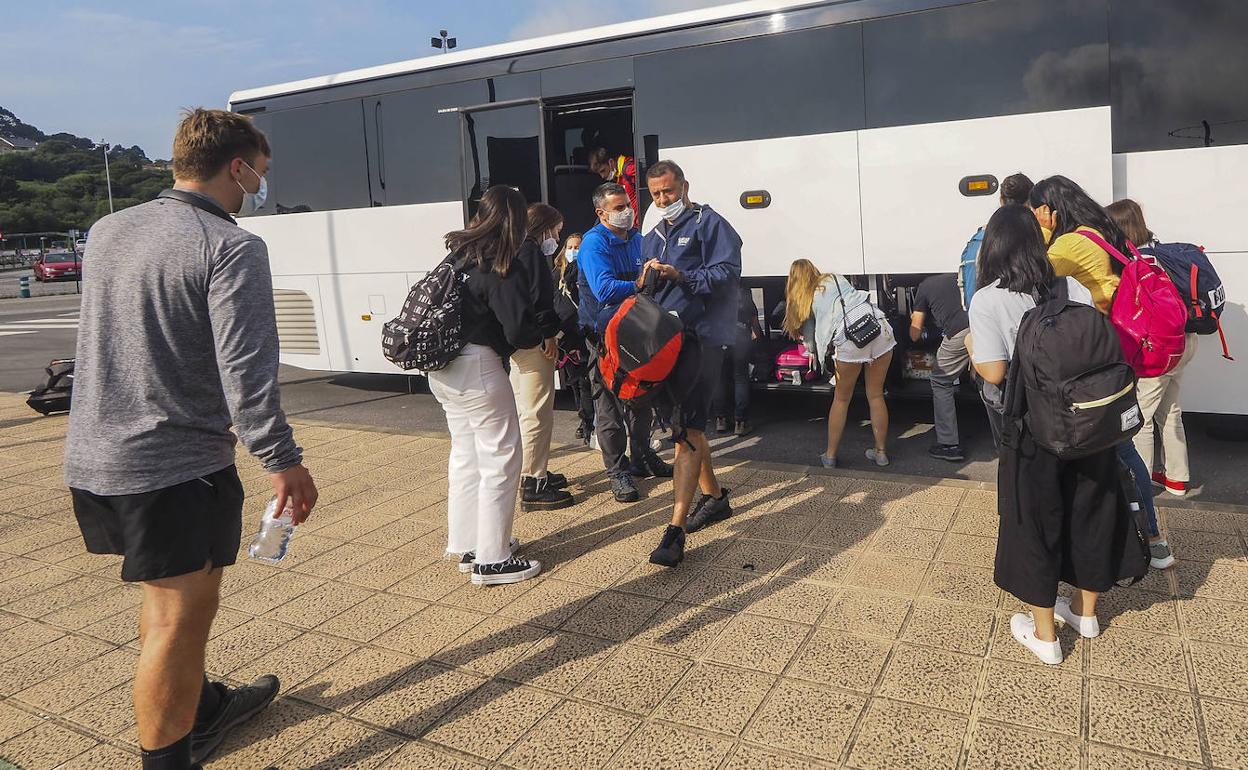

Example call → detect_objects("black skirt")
994 429 1146 607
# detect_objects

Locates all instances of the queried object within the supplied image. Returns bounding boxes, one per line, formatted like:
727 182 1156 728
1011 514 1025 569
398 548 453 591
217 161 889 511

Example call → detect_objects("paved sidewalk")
1 394 1246 770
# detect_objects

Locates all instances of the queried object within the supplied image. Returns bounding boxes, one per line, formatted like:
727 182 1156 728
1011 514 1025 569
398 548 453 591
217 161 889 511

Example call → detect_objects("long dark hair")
1028 175 1130 264
444 185 528 276
977 204 1055 294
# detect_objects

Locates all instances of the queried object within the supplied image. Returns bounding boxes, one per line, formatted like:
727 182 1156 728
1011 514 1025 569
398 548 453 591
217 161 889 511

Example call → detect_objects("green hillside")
0 107 172 234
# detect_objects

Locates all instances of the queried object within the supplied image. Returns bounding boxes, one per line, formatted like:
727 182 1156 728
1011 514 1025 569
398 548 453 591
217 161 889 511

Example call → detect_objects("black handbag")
834 278 882 349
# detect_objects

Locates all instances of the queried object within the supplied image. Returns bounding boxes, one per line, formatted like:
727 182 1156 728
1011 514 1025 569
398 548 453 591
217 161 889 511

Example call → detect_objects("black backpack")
1003 279 1143 460
27 359 75 415
382 253 467 371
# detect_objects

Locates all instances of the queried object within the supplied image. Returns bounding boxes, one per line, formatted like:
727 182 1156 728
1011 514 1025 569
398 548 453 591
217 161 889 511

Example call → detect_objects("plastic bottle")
248 498 295 563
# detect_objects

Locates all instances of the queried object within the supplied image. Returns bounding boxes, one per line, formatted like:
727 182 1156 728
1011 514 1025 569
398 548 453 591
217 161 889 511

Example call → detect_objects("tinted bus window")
864 0 1108 128
634 23 866 148
248 99 371 215
1110 0 1248 152
374 81 483 206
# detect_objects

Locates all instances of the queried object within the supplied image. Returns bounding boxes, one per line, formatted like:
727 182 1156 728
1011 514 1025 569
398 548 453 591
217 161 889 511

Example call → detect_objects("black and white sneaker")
928 443 966 462
190 675 280 764
685 487 733 534
629 451 674 479
521 475 575 511
472 556 542 586
458 538 521 573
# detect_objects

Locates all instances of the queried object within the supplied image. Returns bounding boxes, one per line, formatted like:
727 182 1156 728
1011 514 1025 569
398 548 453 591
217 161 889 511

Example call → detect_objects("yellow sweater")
1047 226 1119 312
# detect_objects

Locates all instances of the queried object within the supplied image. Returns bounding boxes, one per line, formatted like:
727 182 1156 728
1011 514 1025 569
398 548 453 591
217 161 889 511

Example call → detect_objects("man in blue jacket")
578 182 673 502
641 160 743 567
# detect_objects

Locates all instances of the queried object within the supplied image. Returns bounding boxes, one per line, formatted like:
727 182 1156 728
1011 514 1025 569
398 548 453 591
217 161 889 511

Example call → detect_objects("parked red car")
34 252 81 282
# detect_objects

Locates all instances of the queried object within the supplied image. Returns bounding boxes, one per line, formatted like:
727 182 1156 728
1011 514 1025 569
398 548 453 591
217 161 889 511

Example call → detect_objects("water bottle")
248 498 295 563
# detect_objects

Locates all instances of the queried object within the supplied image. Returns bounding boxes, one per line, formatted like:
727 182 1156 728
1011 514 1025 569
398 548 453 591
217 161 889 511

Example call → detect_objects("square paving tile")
440 578 538 615
497 631 615 694
1085 744 1194 770
424 681 560 761
901 599 994 655
317 593 428 643
607 722 734 769
378 741 486 769
866 526 943 561
55 742 138 770
205 619 303 676
293 646 419 713
559 590 665 641
0 620 63 664
0 632 113 692
575 644 692 715
785 627 891 693
0 720 96 769
631 601 734 657
274 719 405 769
351 661 486 738
1178 596 1245 647
877 643 982 713
746 577 835 625
1089 626 1189 691
721 743 825 770
1087 680 1201 763
715 538 800 574
966 721 1079 770
0 703 42 743
1095 585 1180 636
495 578 599 627
503 699 640 770
806 515 881 552
705 614 810 674
14 647 137 715
1175 561 1248 601
847 697 967 770
743 677 866 761
654 662 775 736
205 696 337 769
373 604 488 658
782 545 859 584
432 616 547 676
844 553 928 595
1200 698 1248 770
936 532 996 569
674 567 769 611
266 581 375 629
920 561 1000 608
1189 641 1248 702
230 631 359 690
978 659 1081 736
820 589 912 638
64 682 137 738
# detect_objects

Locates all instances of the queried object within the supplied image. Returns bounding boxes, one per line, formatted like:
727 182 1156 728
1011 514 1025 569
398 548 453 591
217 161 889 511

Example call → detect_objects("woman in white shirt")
968 204 1121 667
783 259 895 467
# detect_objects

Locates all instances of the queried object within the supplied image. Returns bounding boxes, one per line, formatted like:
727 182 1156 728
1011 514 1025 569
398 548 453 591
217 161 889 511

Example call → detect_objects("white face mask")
605 208 634 230
655 198 686 222
540 237 558 256
235 161 267 216
565 248 578 262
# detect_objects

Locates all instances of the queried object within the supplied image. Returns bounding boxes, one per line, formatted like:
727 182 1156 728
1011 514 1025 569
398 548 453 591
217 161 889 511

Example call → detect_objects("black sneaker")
610 473 640 503
459 537 521 573
685 487 733 534
545 471 569 490
522 475 574 511
472 556 542 586
649 524 686 567
734 420 752 437
928 443 966 462
715 416 730 433
190 675 280 764
629 451 674 479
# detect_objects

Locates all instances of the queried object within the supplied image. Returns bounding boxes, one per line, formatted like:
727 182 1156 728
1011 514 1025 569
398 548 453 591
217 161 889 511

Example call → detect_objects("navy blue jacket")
642 204 743 347
576 222 644 335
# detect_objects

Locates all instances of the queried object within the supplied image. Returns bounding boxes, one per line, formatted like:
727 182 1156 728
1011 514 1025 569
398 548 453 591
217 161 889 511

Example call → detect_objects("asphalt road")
3 293 1244 505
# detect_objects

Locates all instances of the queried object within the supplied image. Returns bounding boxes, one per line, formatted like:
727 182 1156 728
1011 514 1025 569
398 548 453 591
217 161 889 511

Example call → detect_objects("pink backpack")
1079 230 1186 378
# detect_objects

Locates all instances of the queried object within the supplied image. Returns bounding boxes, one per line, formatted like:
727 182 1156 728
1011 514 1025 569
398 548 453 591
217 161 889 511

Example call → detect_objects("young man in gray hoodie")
64 108 318 770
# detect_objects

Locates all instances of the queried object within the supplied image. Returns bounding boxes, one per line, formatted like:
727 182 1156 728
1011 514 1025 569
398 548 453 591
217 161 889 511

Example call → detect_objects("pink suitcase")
775 344 817 384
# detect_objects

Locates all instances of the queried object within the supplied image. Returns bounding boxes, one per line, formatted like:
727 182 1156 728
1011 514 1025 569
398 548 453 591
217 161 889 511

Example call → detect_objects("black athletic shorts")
677 343 726 435
71 465 245 582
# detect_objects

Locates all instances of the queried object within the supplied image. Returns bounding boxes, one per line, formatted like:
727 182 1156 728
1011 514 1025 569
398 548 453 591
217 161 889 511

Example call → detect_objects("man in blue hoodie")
578 182 673 502
641 160 743 567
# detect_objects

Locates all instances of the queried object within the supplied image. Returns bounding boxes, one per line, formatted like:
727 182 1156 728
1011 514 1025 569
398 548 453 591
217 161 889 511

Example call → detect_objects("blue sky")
5 0 724 159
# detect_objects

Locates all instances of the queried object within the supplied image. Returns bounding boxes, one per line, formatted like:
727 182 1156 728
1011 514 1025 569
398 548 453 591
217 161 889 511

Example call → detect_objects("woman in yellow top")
1026 175 1176 571
1027 175 1126 312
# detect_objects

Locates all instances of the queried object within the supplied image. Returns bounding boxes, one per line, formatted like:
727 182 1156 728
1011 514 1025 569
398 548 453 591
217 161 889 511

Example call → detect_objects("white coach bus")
229 0 1247 415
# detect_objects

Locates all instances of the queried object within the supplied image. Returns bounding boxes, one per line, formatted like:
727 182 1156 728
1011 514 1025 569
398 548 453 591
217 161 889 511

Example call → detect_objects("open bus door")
455 98 546 222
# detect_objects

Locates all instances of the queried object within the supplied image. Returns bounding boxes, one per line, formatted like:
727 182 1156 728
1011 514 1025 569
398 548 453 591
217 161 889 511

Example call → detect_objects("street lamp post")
430 29 457 54
101 141 114 214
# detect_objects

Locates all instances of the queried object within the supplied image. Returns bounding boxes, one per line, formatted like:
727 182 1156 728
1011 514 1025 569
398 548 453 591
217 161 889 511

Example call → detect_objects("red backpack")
599 282 686 402
1079 231 1187 378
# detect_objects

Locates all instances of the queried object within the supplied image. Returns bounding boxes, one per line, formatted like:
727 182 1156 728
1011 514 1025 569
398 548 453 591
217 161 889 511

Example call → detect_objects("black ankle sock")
195 676 223 725
141 732 192 770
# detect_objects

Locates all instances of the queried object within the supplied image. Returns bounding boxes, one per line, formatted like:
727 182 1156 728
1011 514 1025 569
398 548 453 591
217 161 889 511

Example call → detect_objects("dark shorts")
677 342 726 435
71 465 245 582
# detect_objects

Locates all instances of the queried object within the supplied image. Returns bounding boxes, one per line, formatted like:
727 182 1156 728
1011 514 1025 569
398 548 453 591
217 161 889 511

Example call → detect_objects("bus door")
455 98 546 221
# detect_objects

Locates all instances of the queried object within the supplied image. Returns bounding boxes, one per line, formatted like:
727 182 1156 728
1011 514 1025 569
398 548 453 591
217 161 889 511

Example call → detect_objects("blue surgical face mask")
235 161 267 216
565 248 579 262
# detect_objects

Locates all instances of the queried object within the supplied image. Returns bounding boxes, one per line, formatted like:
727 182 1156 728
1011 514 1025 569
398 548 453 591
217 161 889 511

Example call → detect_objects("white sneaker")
865 448 890 467
1010 613 1063 665
1054 597 1100 638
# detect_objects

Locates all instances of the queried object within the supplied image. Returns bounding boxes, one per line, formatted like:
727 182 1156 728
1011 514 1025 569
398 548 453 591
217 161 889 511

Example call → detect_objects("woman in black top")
429 185 544 586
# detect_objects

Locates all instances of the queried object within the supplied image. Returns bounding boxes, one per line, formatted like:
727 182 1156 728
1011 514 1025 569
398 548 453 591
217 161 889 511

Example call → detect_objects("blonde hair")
555 232 582 290
172 108 270 182
783 259 834 339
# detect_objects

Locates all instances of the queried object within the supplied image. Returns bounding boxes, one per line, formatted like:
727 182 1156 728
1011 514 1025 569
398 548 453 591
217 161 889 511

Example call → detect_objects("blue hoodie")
576 222 644 335
642 204 743 347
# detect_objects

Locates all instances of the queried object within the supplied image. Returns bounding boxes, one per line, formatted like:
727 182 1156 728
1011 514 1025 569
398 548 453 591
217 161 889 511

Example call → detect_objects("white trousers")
1132 333 1198 483
427 344 521 565
509 345 556 478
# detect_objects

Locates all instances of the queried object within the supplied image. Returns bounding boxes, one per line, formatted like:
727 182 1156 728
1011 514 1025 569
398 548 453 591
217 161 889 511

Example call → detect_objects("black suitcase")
27 359 75 415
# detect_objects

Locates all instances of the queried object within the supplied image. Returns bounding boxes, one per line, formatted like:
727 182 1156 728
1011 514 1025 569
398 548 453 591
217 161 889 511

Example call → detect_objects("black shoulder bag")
834 278 882 349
